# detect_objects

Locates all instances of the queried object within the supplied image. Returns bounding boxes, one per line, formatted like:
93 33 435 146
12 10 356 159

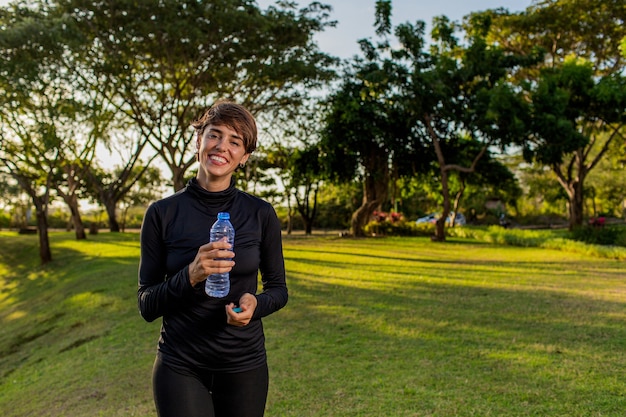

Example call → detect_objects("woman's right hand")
187 240 235 287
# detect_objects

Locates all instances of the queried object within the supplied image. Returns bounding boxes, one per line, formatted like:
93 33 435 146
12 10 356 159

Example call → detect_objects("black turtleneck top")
138 178 288 373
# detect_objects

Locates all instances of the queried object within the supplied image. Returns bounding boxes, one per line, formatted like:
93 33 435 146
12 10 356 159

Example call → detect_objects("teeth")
209 155 227 163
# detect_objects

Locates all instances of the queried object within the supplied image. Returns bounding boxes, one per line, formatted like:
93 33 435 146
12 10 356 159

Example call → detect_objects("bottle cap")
217 212 230 220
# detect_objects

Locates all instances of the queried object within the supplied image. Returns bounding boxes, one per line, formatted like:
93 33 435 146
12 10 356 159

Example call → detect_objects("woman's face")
196 124 250 191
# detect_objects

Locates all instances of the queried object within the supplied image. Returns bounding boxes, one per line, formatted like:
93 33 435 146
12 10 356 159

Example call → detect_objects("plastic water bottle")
205 212 235 298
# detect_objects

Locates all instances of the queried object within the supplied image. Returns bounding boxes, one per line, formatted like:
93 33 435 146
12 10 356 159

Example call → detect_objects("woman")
138 100 288 417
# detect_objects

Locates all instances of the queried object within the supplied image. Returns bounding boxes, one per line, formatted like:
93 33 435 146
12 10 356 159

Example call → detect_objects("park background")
1 0 625 255
1 0 625 415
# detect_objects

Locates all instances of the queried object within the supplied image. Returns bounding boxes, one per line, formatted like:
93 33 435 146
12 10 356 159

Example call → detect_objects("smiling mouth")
209 155 228 164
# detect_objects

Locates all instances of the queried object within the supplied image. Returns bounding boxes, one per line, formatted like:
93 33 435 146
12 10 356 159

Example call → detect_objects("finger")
201 241 232 252
213 249 235 259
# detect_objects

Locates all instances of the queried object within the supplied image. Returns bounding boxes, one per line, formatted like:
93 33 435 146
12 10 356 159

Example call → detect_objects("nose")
214 137 225 151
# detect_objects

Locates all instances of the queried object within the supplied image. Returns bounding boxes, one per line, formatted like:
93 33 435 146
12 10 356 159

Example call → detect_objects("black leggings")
152 356 269 417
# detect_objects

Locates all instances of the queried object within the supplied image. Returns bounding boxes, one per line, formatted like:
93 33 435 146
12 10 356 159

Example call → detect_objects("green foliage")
569 225 626 247
448 226 626 260
53 0 339 191
450 226 559 247
363 219 434 237
482 0 626 74
477 2 626 230
523 61 593 165
314 182 361 230
0 211 10 228
519 60 626 229
514 161 569 217
585 137 626 218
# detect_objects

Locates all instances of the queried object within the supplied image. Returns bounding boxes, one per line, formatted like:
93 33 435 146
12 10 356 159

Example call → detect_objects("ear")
240 153 250 165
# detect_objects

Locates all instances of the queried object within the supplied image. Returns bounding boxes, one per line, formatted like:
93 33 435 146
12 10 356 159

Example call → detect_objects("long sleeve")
137 202 196 322
254 205 288 319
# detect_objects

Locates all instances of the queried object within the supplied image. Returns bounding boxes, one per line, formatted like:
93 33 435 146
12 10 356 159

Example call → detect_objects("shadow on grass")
267 245 626 415
0 232 140 380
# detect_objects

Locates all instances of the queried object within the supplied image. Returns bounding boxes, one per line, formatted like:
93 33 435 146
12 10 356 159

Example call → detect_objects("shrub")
569 225 626 247
0 211 11 229
448 225 626 260
364 219 434 237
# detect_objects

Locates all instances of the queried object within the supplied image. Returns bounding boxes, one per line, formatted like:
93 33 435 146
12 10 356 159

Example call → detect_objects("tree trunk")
433 217 445 241
568 180 585 231
303 217 313 235
63 194 87 240
104 200 120 232
350 200 380 237
172 164 187 193
350 148 389 237
551 124 624 231
295 183 318 236
35 201 52 264
57 164 88 239
424 113 488 242
450 179 466 227
286 195 293 235
14 175 52 264
433 168 451 242
552 155 588 231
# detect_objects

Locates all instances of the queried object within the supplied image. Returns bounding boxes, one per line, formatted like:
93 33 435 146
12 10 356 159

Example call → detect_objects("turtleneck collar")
186 177 237 207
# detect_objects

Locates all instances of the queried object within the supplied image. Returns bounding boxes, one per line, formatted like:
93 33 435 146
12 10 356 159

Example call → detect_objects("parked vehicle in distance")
415 213 438 224
416 212 466 226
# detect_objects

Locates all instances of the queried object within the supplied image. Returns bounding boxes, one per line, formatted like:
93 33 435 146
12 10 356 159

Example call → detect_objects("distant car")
415 213 438 224
416 212 466 226
448 212 466 226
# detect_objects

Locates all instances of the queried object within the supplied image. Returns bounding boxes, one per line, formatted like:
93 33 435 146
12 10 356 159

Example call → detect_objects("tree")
59 0 339 192
479 0 626 229
396 13 539 240
0 101 59 263
265 144 321 235
521 60 626 229
291 146 323 234
483 0 626 75
50 89 113 239
321 2 420 236
0 1 83 262
85 158 159 232
54 147 93 240
265 101 326 235
118 166 163 232
445 148 522 224
322 77 415 236
322 2 536 239
1 0 136 245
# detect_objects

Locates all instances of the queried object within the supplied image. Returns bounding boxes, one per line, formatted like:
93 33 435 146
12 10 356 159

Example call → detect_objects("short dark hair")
191 100 257 154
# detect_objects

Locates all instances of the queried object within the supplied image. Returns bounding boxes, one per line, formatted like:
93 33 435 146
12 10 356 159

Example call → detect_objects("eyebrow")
207 126 243 140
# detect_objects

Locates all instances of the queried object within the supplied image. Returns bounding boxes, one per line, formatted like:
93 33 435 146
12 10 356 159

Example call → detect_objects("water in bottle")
205 212 235 298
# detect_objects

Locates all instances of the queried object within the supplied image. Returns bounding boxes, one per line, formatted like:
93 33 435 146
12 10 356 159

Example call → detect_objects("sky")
257 0 533 59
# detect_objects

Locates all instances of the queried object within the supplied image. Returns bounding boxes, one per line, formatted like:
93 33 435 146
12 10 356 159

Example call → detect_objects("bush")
448 226 557 246
569 225 626 247
448 225 626 260
0 211 11 229
364 219 434 237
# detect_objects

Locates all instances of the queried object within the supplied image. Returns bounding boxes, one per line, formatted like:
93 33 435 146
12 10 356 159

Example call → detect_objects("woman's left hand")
226 293 257 326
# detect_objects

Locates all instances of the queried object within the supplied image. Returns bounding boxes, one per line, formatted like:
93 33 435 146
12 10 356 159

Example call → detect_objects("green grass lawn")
0 231 624 416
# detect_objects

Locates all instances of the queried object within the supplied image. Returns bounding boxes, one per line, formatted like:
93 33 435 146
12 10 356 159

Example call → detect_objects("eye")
207 133 220 140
